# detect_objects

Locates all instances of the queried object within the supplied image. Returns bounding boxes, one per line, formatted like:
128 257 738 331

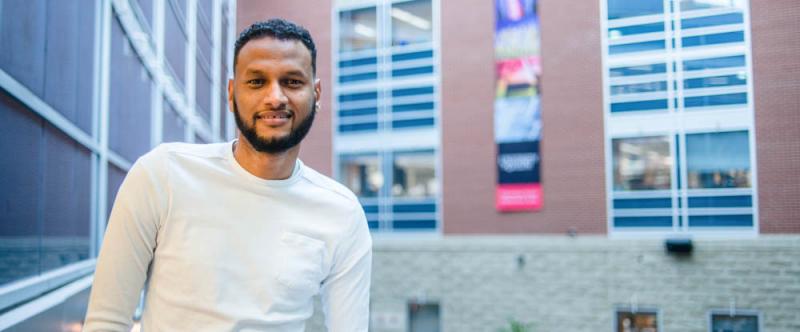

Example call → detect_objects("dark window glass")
391 0 432 47
614 216 673 227
339 122 378 132
108 17 152 162
680 0 747 11
0 92 44 286
682 31 744 47
339 154 382 198
711 313 758 332
393 151 436 198
339 91 378 102
41 125 91 273
340 107 378 117
689 214 752 227
0 0 46 98
0 91 91 286
135 0 154 31
609 22 665 38
107 164 127 221
195 60 212 122
339 7 377 53
43 0 96 134
339 72 378 83
608 0 663 19
681 13 743 29
163 99 186 143
392 118 435 128
611 81 668 95
616 311 658 331
609 40 666 54
408 302 440 332
611 99 669 112
684 74 746 89
613 198 672 209
684 93 747 108
683 56 745 71
686 131 750 189
165 0 188 88
613 136 672 191
610 63 667 77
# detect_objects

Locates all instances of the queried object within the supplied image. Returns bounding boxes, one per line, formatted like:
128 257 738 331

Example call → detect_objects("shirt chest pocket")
276 232 326 296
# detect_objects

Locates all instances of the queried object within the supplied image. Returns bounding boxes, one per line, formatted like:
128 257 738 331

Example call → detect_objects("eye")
246 79 265 87
284 79 304 88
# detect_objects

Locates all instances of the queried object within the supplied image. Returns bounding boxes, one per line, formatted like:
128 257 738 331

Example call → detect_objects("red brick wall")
441 0 607 234
236 0 334 176
750 0 800 233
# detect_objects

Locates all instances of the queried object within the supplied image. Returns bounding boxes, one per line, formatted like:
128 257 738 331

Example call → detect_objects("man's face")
228 36 320 154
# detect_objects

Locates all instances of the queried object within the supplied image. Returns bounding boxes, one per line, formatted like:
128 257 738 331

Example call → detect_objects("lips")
255 111 292 127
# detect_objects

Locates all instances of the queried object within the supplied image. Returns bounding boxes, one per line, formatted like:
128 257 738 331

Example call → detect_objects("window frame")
601 0 758 238
707 309 762 332
613 307 661 332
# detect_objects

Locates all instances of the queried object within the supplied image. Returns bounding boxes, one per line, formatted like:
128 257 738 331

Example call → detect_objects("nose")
263 81 288 110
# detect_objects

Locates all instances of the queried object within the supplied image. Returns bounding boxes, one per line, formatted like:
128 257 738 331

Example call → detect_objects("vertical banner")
494 0 542 211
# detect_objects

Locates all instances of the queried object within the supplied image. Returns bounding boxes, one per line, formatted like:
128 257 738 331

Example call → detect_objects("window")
710 312 759 332
604 0 756 234
391 0 432 47
616 310 658 332
109 16 152 162
613 137 672 191
393 151 436 198
687 131 750 189
340 154 382 198
165 0 188 88
339 7 377 53
408 301 440 332
608 0 663 19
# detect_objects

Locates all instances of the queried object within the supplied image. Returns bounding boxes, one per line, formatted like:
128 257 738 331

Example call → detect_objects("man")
83 19 372 331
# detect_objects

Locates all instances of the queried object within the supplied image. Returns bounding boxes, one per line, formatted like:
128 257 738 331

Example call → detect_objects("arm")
320 207 373 332
83 149 168 331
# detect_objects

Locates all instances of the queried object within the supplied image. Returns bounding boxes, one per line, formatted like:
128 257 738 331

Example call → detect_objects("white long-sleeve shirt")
83 142 372 332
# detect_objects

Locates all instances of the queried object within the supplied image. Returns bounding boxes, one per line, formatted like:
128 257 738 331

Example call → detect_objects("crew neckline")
225 139 303 187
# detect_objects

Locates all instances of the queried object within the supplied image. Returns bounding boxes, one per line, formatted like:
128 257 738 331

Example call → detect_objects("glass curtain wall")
604 0 756 234
335 0 440 233
0 0 235 313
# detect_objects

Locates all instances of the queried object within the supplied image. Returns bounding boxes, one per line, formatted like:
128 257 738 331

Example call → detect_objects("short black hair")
233 18 317 75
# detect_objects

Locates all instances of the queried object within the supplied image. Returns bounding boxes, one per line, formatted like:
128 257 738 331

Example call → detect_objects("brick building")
0 0 797 331
238 0 800 331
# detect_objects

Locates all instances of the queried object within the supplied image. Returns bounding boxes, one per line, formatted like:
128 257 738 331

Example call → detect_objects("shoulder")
299 162 360 208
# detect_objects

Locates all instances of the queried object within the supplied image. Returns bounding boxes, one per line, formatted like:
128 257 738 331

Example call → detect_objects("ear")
227 79 234 113
314 78 322 109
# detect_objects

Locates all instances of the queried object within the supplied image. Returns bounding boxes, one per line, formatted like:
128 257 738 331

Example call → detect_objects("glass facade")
0 0 235 312
335 0 440 233
604 0 756 234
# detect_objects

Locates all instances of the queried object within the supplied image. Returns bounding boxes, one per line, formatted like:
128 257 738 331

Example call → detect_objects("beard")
232 97 316 154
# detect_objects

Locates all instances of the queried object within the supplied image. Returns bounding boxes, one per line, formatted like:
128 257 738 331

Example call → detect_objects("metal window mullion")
224 0 236 141
89 0 105 258
96 0 113 247
151 0 166 147
742 0 759 235
210 0 222 142
674 0 691 232
184 0 197 142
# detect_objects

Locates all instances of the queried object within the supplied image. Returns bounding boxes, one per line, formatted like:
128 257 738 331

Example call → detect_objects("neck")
232 136 299 180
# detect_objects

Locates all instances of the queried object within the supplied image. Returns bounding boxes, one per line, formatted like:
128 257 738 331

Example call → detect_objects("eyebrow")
243 69 308 77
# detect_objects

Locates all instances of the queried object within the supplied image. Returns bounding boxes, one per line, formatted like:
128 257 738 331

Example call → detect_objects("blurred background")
0 0 798 331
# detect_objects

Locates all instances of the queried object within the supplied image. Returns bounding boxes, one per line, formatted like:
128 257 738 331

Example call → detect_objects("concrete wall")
303 236 800 332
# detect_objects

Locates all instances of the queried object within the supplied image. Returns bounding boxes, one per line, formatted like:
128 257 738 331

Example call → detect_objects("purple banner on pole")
494 0 542 212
